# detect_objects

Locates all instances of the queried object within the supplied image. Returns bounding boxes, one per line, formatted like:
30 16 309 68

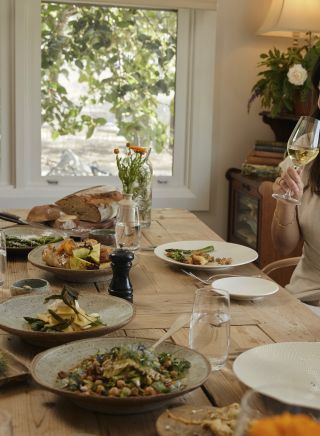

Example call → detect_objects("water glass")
115 194 141 251
0 231 7 288
189 286 230 371
0 410 13 436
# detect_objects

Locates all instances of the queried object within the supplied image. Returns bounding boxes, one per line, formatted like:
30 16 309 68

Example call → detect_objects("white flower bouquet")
248 43 320 117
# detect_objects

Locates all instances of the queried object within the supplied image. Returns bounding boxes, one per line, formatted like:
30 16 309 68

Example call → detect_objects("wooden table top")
0 209 319 436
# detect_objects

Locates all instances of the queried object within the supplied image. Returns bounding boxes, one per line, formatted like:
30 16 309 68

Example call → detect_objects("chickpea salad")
57 344 191 398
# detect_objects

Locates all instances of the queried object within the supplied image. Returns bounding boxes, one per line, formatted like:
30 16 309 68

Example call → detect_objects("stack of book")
241 140 286 179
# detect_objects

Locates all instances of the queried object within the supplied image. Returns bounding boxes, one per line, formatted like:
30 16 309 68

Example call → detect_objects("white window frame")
0 0 216 210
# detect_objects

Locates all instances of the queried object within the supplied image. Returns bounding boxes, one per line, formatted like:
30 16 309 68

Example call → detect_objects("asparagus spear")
165 245 214 255
165 245 214 262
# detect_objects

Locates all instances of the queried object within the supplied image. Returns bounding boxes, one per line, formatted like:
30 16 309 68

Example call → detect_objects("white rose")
287 64 308 86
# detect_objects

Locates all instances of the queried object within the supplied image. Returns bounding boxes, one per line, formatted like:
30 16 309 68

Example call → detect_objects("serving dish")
213 277 279 300
233 342 320 408
0 293 134 347
4 225 65 255
31 337 211 414
154 240 258 271
28 242 115 283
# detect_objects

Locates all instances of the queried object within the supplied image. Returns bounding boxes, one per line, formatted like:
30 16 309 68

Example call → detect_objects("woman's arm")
271 166 303 256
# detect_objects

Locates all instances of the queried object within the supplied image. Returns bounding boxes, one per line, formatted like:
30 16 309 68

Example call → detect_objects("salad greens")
24 285 104 332
57 344 191 397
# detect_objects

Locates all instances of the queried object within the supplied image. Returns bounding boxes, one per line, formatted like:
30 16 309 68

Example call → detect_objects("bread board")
0 350 29 386
156 403 240 436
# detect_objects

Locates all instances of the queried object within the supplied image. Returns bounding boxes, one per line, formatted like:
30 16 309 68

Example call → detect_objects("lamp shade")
258 0 320 37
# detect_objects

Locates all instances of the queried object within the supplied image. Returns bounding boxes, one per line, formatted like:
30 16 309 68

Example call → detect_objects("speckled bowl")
31 337 211 414
0 293 134 347
10 278 50 296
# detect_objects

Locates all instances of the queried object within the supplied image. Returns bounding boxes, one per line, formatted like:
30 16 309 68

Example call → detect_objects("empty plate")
233 342 320 408
213 276 279 300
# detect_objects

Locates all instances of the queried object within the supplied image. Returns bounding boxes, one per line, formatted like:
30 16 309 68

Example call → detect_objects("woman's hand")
273 167 304 203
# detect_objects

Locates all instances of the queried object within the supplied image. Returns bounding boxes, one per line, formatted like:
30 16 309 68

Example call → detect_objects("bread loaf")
55 186 122 223
27 204 62 222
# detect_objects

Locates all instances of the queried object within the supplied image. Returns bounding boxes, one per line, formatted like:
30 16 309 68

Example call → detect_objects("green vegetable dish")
164 245 232 266
6 234 63 249
57 344 191 397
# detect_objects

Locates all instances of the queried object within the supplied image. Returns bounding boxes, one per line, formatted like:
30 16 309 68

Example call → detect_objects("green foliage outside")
41 3 177 153
248 41 320 117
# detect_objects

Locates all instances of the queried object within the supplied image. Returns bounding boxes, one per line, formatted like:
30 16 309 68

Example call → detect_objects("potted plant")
248 41 320 117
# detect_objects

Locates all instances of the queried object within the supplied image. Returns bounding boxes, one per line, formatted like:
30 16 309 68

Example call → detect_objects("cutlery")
149 313 190 351
0 212 30 226
140 246 157 251
181 269 262 284
0 212 52 230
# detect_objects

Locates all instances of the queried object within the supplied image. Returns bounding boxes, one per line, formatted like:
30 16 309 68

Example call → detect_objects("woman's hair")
309 56 320 194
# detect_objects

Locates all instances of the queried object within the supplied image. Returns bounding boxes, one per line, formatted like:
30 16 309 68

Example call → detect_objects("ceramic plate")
28 243 115 283
213 277 279 300
154 240 258 271
0 293 134 347
233 342 320 408
31 337 211 414
4 225 65 255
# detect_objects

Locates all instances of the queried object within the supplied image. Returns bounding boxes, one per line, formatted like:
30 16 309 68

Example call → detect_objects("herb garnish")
24 285 104 332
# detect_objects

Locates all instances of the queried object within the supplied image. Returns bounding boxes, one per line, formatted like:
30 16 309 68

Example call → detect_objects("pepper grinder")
108 249 134 303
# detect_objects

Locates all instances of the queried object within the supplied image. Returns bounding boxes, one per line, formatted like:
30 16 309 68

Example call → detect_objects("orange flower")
249 412 320 436
126 142 146 154
128 145 147 154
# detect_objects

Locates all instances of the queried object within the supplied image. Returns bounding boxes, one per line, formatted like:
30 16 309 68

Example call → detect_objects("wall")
196 0 289 238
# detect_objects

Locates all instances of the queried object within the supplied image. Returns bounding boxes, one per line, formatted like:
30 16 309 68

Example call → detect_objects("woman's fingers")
273 176 286 194
281 167 304 198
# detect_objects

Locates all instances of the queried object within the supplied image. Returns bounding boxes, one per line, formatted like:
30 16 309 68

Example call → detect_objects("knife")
0 211 60 231
0 212 30 225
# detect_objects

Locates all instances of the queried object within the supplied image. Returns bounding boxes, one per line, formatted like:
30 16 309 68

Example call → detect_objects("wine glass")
272 116 320 205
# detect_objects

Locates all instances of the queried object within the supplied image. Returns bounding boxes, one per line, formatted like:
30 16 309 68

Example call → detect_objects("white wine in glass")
272 116 320 205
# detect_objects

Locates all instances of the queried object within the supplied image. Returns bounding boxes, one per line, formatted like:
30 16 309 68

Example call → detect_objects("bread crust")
27 204 62 222
55 186 122 223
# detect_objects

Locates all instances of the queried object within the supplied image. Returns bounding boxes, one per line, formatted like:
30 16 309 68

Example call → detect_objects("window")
0 0 216 210
41 3 177 178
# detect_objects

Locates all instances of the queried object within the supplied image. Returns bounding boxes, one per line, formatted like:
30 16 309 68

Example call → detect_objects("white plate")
154 240 258 271
213 277 279 300
233 342 320 408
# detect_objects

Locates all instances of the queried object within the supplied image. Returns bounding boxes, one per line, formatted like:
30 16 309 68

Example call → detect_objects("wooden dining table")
0 208 319 436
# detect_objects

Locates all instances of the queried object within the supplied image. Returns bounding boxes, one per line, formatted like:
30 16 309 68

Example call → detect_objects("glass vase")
115 193 141 251
133 153 153 228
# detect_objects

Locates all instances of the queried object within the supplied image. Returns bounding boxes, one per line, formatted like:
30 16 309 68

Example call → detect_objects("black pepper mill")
108 249 134 303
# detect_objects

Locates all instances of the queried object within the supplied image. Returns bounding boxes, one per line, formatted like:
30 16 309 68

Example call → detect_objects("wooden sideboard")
226 168 302 285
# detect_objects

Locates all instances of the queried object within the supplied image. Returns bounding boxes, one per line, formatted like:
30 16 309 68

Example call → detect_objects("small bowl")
10 278 50 296
88 229 116 246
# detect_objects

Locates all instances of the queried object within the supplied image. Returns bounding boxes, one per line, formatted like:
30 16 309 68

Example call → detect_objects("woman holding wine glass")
271 56 320 308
